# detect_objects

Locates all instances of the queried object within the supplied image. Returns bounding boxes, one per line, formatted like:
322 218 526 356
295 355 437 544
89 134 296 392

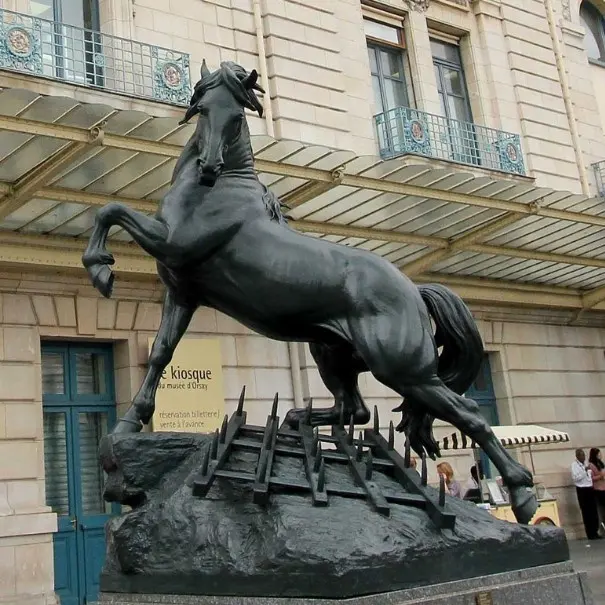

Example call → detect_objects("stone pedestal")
97 561 592 605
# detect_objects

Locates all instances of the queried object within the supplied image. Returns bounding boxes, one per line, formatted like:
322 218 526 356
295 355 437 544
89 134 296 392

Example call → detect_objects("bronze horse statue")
82 61 537 524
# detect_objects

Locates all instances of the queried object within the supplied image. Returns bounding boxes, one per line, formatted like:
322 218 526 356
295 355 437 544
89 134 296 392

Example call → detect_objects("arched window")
580 1 605 63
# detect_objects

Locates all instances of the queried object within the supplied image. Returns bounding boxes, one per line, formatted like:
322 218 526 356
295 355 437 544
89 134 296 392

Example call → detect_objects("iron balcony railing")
592 160 605 197
0 8 191 105
375 106 526 176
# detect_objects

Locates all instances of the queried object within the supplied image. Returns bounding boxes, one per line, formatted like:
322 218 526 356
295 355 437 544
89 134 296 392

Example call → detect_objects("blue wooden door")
42 343 118 605
465 354 498 479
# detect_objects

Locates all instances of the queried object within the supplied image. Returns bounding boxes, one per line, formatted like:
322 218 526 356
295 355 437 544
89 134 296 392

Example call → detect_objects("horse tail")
394 283 484 459
418 283 484 395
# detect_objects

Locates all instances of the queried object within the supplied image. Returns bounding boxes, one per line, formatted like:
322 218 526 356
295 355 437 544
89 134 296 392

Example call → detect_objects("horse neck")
223 121 255 178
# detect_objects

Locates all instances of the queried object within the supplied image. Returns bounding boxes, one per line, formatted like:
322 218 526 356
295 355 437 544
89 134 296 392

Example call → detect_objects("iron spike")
314 442 323 473
388 421 395 450
356 431 364 461
236 385 246 416
373 405 379 433
201 445 210 475
348 414 355 445
439 474 446 507
304 397 313 426
271 393 279 419
317 459 326 492
219 414 228 443
258 455 268 483
421 453 428 486
311 427 319 457
365 450 373 480
210 429 219 459
404 439 411 468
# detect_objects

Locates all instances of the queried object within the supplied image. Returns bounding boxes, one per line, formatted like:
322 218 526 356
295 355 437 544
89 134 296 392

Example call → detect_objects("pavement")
570 538 605 604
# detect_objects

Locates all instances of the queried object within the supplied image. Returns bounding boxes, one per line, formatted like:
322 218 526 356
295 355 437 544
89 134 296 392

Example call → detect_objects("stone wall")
7 0 605 193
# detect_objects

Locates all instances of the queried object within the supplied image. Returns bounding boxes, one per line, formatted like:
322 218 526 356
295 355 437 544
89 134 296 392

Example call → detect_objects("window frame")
365 17 412 115
579 1 605 66
430 38 474 124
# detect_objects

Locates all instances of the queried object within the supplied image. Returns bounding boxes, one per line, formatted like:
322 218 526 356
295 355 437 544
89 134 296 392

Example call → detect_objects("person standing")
588 448 605 535
571 448 600 540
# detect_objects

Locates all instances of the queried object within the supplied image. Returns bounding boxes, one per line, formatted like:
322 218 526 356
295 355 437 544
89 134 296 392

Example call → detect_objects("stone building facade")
1 0 605 603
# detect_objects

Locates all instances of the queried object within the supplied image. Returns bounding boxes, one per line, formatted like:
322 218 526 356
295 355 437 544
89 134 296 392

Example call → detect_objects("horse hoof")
511 487 538 524
87 264 115 298
82 251 115 267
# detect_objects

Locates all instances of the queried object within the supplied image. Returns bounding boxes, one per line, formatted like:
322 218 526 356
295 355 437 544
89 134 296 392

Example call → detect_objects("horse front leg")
82 202 169 298
113 289 195 434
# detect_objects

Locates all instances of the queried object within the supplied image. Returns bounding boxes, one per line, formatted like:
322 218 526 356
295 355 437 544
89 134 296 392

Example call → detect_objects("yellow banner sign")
149 337 225 434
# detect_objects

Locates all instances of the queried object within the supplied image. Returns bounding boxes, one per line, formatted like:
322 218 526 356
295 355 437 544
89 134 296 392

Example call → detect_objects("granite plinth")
97 562 592 605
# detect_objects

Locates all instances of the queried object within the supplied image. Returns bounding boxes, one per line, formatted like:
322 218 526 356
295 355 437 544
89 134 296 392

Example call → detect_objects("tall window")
29 0 100 30
580 1 605 63
431 37 479 165
365 19 411 114
431 38 473 124
31 0 102 87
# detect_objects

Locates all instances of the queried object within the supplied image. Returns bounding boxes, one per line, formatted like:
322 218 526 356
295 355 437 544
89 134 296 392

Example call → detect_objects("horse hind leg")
284 341 370 429
403 380 538 524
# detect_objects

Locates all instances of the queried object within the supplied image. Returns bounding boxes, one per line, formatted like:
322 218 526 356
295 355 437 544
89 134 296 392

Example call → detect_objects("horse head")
179 60 265 186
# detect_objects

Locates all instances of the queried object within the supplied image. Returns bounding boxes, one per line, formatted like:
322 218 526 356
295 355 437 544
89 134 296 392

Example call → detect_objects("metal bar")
191 411 246 497
253 404 280 505
403 212 525 276
374 105 526 176
1 114 605 228
213 469 428 507
581 284 605 309
2 172 603 272
300 424 328 507
364 428 456 530
0 140 94 220
332 426 390 516
0 8 191 105
231 436 396 469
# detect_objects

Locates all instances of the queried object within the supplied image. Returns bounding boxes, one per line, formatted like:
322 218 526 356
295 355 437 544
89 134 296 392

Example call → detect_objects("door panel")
75 410 114 603
43 409 79 605
43 343 117 605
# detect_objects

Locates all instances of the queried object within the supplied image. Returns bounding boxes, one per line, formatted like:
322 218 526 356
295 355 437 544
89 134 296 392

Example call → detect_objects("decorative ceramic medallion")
6 26 33 57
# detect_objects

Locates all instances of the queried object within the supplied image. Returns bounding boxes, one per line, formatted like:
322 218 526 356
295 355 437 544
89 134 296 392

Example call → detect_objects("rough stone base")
97 562 593 605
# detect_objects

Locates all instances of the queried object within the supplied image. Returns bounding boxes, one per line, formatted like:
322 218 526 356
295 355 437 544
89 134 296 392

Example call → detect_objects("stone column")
0 295 58 605
404 9 441 115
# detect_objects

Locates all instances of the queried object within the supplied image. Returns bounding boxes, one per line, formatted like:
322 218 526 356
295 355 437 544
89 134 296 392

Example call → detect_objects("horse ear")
200 59 211 79
241 69 259 90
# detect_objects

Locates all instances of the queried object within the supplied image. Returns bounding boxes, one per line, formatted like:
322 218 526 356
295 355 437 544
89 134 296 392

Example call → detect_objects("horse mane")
180 61 264 125
262 184 288 225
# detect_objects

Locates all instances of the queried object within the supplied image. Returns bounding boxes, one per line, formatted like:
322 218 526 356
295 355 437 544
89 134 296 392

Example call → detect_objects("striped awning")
440 425 570 450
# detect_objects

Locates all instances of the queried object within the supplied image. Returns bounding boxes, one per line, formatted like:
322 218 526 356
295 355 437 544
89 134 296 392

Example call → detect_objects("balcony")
375 106 526 177
592 160 605 197
0 8 191 105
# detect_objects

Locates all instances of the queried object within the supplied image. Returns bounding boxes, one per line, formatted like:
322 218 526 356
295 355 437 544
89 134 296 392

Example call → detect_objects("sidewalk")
569 538 605 604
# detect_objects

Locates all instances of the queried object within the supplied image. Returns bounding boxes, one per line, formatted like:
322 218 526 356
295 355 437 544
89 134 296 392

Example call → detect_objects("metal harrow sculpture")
191 388 456 530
